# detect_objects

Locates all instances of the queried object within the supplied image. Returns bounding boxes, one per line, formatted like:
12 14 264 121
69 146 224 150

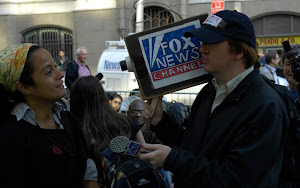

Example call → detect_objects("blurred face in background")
282 57 296 85
109 97 122 112
128 101 146 127
59 51 65 58
77 49 87 63
273 53 280 67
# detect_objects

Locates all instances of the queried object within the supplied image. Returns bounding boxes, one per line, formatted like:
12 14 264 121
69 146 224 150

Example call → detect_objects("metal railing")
106 90 199 112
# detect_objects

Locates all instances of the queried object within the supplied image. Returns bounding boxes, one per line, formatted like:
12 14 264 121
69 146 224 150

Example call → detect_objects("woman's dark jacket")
0 110 88 188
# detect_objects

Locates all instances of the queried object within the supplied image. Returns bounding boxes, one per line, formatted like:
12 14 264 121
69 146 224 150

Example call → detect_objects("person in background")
65 46 91 89
0 43 98 188
128 99 147 129
109 93 122 112
260 50 281 84
139 10 289 187
70 76 145 187
282 51 300 104
56 50 70 73
128 99 161 144
119 88 141 113
258 51 265 67
256 42 265 69
261 50 289 87
128 99 173 188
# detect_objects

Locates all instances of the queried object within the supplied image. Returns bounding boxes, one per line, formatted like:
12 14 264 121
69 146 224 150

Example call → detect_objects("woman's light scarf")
0 43 35 95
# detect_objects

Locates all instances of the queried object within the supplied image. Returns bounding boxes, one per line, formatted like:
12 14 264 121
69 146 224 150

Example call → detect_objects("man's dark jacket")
65 61 90 89
152 69 289 187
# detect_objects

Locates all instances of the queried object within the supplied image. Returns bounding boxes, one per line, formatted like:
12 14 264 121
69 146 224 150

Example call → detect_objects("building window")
134 6 174 31
22 27 73 62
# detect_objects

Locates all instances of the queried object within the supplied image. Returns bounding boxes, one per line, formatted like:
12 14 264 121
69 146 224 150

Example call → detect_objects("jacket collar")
223 68 260 103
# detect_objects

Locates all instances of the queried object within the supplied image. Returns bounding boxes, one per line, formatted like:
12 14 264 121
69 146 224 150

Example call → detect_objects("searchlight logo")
138 20 208 89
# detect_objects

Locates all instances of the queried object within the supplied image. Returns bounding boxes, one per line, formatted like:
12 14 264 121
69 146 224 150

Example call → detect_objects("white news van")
97 40 206 106
97 40 138 91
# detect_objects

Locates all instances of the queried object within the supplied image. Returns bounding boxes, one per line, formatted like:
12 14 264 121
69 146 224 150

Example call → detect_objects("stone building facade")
0 0 299 75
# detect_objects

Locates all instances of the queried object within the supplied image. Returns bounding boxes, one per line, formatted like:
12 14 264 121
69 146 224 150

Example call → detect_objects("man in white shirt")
138 10 289 187
260 50 281 84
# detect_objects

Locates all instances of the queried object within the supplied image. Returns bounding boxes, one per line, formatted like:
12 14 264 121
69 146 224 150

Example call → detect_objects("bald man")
128 99 146 128
128 99 173 188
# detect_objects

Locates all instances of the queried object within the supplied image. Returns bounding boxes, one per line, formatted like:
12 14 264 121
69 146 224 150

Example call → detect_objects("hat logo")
203 15 222 28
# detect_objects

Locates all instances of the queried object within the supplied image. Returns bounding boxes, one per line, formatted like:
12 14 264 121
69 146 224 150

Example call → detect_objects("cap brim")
184 27 228 44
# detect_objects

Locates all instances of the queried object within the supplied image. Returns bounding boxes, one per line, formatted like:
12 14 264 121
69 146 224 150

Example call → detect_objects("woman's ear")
15 81 31 95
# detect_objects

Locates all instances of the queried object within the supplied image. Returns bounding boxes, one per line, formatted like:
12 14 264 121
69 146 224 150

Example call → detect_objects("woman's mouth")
57 82 64 88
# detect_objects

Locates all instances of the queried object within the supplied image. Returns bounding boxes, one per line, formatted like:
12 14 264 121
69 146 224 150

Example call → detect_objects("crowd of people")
0 9 300 188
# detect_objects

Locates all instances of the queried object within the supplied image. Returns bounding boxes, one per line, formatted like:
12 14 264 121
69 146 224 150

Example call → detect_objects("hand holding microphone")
110 136 152 156
138 143 172 169
110 136 172 168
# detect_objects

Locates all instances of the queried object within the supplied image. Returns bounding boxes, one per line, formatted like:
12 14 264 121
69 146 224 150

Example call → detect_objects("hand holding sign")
124 14 211 99
145 97 164 126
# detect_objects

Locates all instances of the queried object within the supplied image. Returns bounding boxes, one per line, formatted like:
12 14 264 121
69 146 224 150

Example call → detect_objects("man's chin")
137 120 145 126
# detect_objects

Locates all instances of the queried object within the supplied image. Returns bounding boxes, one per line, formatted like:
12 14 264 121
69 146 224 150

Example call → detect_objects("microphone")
110 136 152 156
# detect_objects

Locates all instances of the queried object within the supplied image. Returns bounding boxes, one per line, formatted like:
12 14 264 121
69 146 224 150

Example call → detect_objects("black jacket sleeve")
163 102 287 187
0 119 29 188
150 112 186 147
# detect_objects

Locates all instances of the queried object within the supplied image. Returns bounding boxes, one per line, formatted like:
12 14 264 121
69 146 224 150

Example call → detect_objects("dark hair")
14 45 42 103
128 99 144 112
227 39 260 69
129 88 140 96
70 76 131 155
105 92 112 100
110 93 122 101
0 45 42 121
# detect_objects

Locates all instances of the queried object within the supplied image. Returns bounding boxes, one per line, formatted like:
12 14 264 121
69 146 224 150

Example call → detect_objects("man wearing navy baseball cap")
139 10 289 187
184 10 257 48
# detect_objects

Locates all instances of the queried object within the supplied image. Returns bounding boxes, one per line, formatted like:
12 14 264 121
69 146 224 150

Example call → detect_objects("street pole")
135 0 144 33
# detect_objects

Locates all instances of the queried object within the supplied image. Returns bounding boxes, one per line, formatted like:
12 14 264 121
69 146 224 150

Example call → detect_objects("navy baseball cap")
184 10 256 48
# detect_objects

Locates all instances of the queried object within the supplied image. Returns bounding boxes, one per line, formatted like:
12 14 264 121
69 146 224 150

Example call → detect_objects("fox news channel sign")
138 20 206 89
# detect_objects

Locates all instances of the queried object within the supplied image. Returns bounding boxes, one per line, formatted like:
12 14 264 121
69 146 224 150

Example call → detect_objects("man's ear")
15 81 32 95
271 58 276 63
234 52 244 61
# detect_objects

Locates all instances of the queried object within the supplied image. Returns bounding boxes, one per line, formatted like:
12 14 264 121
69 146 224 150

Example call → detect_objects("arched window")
252 14 300 37
133 6 174 31
22 27 73 62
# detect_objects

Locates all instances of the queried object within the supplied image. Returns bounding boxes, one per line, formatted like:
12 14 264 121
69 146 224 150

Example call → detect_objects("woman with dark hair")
109 93 122 112
70 76 145 153
0 44 98 188
70 76 146 186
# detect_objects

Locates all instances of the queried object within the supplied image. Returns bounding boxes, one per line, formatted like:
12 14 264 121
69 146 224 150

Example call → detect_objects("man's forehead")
130 101 145 109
